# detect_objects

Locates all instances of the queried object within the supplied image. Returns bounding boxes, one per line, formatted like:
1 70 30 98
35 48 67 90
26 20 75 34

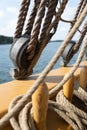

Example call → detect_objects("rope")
24 0 41 36
26 0 59 60
79 0 87 16
49 34 87 96
8 96 36 130
73 0 84 20
73 87 87 113
60 0 86 31
26 0 68 75
46 0 68 35
5 87 87 130
56 88 87 130
26 0 46 60
14 0 31 39
69 0 86 31
39 0 58 44
12 0 87 79
0 4 87 129
61 2 87 65
58 0 87 55
73 20 87 53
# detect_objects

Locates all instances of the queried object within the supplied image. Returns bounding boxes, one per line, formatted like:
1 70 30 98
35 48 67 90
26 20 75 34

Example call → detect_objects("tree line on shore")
0 35 13 44
0 35 64 45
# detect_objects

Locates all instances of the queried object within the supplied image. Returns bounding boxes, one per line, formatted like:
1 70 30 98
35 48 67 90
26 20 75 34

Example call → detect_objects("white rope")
49 34 87 96
0 3 87 129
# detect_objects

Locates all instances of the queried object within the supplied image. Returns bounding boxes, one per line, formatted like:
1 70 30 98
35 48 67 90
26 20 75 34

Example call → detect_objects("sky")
0 0 86 40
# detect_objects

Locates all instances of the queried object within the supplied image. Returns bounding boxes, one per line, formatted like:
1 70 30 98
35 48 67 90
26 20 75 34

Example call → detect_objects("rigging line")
78 0 87 17
49 34 87 97
46 0 68 36
69 0 85 31
26 0 68 75
14 0 31 39
26 0 46 59
24 0 41 36
73 20 87 53
0 3 87 130
39 0 58 44
74 0 85 20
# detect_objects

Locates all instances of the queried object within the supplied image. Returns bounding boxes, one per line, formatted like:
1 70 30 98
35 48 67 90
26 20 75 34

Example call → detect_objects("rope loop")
1 1 87 129
56 87 87 129
8 96 36 130
7 87 87 130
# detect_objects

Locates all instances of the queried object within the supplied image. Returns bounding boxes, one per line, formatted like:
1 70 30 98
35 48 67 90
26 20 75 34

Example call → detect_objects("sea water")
0 42 79 84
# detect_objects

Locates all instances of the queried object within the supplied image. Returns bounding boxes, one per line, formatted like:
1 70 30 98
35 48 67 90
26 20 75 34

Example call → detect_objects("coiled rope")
0 4 87 129
6 87 87 130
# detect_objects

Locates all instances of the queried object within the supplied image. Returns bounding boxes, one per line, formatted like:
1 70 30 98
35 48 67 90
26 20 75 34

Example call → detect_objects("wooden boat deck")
0 60 87 130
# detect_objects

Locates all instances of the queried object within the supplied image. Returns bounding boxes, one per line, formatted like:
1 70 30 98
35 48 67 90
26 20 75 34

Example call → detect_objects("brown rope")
14 0 31 39
79 0 87 17
74 0 84 20
73 20 87 53
70 0 86 31
26 0 46 60
39 0 58 44
26 0 68 75
0 5 87 129
59 0 85 28
47 0 68 35
24 0 41 36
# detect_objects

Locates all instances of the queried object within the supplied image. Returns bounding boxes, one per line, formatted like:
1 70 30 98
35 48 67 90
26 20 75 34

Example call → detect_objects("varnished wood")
63 75 74 101
79 66 87 89
0 60 87 130
32 82 49 130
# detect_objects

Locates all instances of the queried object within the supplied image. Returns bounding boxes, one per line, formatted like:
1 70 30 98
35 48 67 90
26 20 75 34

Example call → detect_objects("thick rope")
73 20 87 53
49 34 87 96
56 88 87 130
69 0 85 31
47 0 68 35
73 0 84 20
73 87 87 113
8 96 36 130
14 0 31 39
26 0 68 76
26 0 46 60
59 0 85 29
0 4 87 129
6 87 87 130
39 0 58 44
79 0 87 17
24 0 41 36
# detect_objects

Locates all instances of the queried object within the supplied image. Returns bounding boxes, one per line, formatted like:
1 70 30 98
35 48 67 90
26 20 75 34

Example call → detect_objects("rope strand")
49 34 87 96
0 4 87 129
14 0 31 38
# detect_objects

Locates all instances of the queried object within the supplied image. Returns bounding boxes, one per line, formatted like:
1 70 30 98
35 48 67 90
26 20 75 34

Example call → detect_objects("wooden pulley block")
62 41 76 66
9 34 31 79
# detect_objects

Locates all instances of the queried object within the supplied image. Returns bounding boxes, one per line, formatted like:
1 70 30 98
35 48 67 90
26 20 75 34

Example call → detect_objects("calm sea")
0 42 78 84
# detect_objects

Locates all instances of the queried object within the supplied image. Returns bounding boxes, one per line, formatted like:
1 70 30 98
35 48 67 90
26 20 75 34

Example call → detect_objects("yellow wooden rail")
0 61 87 130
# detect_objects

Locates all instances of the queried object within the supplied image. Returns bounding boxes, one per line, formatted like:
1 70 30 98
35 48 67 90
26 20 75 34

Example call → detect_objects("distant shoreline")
0 35 13 44
0 40 63 45
0 35 76 45
0 35 63 45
